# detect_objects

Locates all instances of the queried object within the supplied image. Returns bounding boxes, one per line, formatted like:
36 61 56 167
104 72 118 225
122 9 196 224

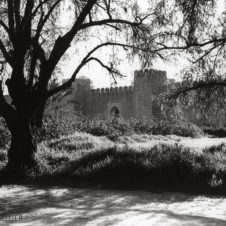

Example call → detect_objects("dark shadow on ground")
0 185 226 225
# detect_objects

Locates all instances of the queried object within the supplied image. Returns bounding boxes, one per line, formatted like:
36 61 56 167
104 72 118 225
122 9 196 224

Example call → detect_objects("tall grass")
1 132 223 192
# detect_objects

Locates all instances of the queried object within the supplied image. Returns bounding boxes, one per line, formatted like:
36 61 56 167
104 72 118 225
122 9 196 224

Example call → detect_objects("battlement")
57 69 170 120
134 69 167 81
90 86 133 95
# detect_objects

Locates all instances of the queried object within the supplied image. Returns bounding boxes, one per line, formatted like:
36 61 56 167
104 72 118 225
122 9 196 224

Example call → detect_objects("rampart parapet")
90 86 133 95
134 69 167 80
57 68 169 121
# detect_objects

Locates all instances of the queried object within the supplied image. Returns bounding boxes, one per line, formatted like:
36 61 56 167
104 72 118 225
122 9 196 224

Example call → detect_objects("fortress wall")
122 86 134 118
57 69 226 127
71 70 167 120
85 86 134 118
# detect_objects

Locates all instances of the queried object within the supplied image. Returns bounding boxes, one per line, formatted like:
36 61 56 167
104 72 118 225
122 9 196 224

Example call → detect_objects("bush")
203 143 226 155
0 118 10 149
31 134 225 192
151 120 204 137
203 128 226 137
69 144 215 188
129 119 203 138
0 110 204 152
1 130 226 193
36 113 203 142
33 112 81 142
85 119 133 140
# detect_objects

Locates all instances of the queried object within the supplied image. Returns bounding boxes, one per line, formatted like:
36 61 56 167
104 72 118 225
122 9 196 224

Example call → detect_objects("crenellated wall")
56 69 226 128
85 85 134 118
59 69 167 120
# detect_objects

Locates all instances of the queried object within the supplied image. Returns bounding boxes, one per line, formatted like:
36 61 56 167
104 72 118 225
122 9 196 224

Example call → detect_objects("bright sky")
61 52 187 88
59 0 225 89
60 0 183 88
3 0 224 94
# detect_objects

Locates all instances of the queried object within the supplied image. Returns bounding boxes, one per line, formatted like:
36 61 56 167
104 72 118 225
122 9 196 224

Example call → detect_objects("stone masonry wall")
85 86 134 118
55 69 226 128
59 69 167 120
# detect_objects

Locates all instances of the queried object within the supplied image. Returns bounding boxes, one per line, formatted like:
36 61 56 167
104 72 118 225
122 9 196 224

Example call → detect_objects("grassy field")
1 132 226 193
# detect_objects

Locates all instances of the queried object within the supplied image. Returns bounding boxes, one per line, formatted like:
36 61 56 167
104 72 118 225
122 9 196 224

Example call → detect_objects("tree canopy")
160 0 226 109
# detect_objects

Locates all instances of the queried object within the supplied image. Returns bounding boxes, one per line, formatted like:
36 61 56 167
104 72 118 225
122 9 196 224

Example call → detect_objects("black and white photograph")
0 0 226 225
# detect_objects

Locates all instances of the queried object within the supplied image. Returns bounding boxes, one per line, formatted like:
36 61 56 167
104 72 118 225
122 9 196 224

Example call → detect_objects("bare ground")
0 185 226 226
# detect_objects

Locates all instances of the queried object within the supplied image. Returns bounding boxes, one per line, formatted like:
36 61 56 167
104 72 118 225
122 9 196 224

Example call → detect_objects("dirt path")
0 185 226 226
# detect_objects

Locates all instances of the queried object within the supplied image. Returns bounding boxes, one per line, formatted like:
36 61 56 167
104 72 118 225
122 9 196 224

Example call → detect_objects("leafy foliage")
33 112 204 143
0 118 10 149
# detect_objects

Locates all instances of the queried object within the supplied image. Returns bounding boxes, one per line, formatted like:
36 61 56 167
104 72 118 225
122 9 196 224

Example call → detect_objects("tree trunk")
7 118 36 173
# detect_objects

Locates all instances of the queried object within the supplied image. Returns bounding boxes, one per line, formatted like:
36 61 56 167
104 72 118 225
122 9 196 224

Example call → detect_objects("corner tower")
133 69 167 119
72 77 92 114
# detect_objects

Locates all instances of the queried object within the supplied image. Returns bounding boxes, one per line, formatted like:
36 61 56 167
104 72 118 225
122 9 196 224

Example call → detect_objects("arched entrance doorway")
107 103 122 119
110 106 120 118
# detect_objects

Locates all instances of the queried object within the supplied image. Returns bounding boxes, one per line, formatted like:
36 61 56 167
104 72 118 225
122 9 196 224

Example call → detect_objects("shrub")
203 143 226 155
33 112 204 143
151 120 204 137
0 118 10 149
33 112 81 142
70 144 215 188
31 136 224 191
86 119 133 140
203 128 226 137
1 130 226 193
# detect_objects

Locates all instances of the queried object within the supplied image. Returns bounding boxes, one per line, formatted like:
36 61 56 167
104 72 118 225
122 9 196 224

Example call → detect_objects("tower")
72 77 92 114
133 69 167 119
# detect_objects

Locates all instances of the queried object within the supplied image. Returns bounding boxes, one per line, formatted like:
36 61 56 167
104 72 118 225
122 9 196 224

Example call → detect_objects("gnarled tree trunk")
7 117 36 173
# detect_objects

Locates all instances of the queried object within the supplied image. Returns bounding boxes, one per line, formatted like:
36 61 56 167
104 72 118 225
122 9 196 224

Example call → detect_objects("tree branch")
0 39 13 66
156 38 226 51
0 20 10 35
79 18 143 30
28 41 47 88
14 0 21 32
0 80 16 124
21 0 34 42
87 57 124 84
46 40 158 98
189 42 223 64
7 0 15 44
32 0 52 18
37 0 98 91
170 80 226 99
35 0 62 40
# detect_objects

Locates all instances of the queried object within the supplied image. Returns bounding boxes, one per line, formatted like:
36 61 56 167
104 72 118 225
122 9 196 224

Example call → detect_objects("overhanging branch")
170 80 226 99
0 20 10 35
0 39 13 66
79 18 144 30
37 0 98 91
0 81 16 123
46 40 158 98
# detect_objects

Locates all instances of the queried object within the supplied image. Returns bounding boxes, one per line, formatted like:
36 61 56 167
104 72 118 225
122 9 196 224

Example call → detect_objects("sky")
3 0 224 94
59 0 225 89
59 0 185 88
61 51 187 88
